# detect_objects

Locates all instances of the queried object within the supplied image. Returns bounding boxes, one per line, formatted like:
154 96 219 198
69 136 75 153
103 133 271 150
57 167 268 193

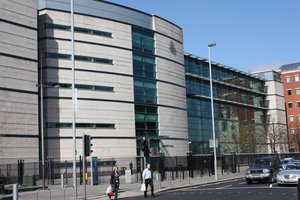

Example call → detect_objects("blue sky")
107 0 299 72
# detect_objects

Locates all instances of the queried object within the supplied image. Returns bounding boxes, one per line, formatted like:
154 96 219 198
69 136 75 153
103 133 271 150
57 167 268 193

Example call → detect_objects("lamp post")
71 0 77 198
39 53 45 189
208 43 217 181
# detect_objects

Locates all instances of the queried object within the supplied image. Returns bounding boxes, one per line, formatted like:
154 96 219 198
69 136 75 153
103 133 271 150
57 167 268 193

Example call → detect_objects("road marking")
238 182 246 185
216 185 232 189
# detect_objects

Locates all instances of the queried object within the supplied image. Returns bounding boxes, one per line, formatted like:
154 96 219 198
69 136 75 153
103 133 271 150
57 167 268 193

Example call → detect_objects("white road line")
238 182 246 185
216 185 232 189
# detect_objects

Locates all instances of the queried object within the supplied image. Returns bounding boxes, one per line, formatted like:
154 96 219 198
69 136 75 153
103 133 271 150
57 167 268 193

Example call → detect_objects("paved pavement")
16 170 245 200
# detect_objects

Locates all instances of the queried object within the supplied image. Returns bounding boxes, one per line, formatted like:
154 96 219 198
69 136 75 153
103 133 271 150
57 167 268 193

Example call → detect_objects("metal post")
298 178 300 200
82 134 86 200
39 53 45 190
65 160 68 184
71 0 77 198
61 174 64 189
208 43 217 181
13 184 18 200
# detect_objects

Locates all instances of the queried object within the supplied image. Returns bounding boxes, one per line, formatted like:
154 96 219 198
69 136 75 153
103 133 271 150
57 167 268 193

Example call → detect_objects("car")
277 162 300 186
245 156 281 184
279 158 296 170
281 158 295 165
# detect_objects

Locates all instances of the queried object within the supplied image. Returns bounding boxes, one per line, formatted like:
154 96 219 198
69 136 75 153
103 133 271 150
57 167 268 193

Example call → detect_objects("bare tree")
239 124 259 153
219 124 241 154
291 124 300 152
263 121 288 153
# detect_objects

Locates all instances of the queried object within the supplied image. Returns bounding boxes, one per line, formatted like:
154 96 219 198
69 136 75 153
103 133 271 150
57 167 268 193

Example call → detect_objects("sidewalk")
17 171 245 200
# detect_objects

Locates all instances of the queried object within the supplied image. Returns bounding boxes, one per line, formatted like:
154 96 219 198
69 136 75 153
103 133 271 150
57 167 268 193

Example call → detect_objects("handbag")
140 183 146 192
106 185 113 194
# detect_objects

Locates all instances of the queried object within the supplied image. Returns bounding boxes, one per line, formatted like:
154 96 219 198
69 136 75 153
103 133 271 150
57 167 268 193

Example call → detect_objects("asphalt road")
126 178 299 200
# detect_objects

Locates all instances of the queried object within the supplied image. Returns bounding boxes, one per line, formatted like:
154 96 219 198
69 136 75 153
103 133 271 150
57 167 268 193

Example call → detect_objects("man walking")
142 163 155 198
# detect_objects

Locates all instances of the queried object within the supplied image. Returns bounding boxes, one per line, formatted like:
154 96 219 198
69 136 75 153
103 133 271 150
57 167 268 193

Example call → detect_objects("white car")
277 162 300 186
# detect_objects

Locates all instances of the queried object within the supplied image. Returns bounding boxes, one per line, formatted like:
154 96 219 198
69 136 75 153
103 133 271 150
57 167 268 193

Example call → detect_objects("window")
47 123 115 129
287 89 292 95
46 82 114 92
297 102 300 108
298 115 300 122
295 75 299 82
288 102 293 108
46 53 113 64
296 88 300 95
291 129 295 135
286 76 290 83
45 23 112 38
290 116 294 122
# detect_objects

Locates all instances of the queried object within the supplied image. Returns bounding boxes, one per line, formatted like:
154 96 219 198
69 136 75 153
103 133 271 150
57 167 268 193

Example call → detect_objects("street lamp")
71 0 77 198
208 43 217 181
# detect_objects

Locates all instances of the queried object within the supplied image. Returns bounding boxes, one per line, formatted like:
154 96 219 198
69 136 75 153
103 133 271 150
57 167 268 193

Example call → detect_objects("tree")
263 121 288 153
239 124 258 153
290 123 300 152
219 124 241 154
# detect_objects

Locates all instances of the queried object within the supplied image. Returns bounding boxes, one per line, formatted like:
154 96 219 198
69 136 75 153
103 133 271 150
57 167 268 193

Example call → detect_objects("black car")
245 156 281 184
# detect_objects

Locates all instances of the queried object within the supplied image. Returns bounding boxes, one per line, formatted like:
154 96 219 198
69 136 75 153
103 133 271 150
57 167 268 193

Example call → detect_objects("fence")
1 152 299 186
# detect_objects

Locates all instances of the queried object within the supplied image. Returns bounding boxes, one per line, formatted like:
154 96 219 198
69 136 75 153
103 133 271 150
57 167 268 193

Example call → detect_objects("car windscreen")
286 163 300 170
253 158 272 166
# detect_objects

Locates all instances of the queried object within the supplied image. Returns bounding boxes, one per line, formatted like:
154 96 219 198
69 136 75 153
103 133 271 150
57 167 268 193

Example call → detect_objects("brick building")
280 62 300 152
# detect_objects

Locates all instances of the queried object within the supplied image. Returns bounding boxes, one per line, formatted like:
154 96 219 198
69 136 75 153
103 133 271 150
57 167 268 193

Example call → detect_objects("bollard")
298 178 300 200
61 174 64 189
13 184 18 200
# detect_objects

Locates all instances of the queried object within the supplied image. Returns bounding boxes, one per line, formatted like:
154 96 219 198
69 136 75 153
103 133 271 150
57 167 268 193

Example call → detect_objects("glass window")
298 116 300 122
46 123 115 128
297 102 300 108
287 89 292 95
132 26 155 54
46 52 113 64
291 129 295 135
290 116 294 122
133 53 156 78
45 23 112 38
286 76 290 83
296 89 300 95
288 102 293 108
295 75 299 82
46 82 114 92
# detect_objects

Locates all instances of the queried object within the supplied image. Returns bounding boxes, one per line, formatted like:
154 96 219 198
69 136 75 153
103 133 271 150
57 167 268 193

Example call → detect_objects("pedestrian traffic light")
141 138 150 158
141 138 147 152
84 135 93 156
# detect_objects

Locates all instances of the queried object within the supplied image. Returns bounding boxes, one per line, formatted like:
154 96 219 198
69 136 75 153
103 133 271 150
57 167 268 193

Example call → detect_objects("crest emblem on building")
169 41 176 55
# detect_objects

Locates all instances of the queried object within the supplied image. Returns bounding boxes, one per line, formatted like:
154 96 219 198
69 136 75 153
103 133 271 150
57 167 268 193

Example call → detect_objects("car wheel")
246 179 252 184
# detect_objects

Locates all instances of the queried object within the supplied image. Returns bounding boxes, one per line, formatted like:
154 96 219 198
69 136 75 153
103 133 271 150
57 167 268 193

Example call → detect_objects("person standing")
142 163 155 198
110 167 120 200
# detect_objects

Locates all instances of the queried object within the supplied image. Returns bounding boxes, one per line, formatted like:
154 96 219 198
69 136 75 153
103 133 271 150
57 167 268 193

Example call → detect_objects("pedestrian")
142 163 155 198
109 167 120 200
129 161 133 174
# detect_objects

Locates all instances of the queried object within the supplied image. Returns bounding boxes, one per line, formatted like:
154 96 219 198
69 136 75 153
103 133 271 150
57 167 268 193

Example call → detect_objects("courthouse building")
0 0 278 164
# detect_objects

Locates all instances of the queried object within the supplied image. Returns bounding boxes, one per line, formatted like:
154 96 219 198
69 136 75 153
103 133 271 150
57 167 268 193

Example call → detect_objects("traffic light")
141 139 147 152
141 138 150 158
84 135 93 156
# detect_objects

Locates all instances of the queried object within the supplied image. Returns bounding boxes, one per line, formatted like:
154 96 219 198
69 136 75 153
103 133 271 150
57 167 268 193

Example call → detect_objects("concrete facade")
252 70 288 153
0 0 38 164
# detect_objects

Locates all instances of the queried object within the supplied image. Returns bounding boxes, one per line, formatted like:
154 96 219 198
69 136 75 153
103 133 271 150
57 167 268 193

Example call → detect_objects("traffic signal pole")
82 133 87 200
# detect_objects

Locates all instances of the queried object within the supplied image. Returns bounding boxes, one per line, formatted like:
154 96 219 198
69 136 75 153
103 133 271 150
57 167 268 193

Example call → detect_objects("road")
127 178 299 200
